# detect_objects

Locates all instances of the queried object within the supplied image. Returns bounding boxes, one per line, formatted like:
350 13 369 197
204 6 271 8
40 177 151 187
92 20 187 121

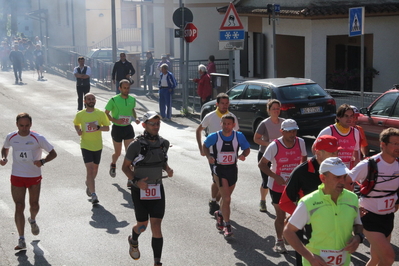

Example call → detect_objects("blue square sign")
349 7 364 37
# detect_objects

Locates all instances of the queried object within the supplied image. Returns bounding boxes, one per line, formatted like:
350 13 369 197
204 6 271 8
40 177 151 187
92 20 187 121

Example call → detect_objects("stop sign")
184 23 198 43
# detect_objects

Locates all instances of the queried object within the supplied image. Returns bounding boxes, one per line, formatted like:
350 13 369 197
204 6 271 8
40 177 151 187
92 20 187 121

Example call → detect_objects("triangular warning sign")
351 13 360 32
219 3 244 30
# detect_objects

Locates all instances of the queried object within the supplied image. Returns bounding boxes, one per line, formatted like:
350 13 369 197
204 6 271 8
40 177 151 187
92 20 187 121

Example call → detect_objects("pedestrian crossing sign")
349 7 364 37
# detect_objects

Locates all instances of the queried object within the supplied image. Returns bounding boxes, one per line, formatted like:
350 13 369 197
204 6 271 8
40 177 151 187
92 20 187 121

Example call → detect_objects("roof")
217 2 399 19
241 77 315 87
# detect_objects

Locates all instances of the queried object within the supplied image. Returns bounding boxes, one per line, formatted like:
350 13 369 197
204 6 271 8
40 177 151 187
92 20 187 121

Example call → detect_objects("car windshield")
370 92 399 116
279 83 327 100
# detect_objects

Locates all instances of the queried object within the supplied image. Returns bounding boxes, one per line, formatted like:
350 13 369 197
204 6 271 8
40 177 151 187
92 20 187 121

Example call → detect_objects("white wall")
259 14 399 91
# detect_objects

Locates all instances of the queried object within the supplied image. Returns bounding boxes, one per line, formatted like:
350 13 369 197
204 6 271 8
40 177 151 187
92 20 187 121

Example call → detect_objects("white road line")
52 140 82 157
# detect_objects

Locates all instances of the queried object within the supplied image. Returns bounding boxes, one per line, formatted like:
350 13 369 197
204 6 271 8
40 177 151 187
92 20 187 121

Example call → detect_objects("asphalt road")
0 70 398 266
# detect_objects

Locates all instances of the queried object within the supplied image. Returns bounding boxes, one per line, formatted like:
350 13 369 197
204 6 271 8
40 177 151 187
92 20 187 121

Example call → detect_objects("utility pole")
111 0 117 63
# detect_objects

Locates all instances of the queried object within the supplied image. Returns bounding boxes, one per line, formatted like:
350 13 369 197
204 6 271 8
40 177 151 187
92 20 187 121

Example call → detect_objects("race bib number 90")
140 184 161 200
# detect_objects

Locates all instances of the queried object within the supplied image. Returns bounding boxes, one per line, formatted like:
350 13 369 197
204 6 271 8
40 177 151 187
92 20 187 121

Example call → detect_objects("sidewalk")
128 85 202 120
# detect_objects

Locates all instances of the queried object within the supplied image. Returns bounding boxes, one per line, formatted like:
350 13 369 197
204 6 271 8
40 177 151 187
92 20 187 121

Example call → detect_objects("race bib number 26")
320 249 346 266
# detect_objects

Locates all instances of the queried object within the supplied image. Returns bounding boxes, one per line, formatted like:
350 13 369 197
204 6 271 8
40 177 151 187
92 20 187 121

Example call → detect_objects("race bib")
377 196 396 212
280 172 291 182
140 184 161 200
218 152 236 165
119 115 131 125
85 121 98 133
320 249 346 266
16 150 33 163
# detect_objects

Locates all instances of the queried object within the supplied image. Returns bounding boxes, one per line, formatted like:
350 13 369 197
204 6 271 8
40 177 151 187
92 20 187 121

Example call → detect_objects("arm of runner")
238 147 250 161
253 132 270 147
0 147 9 166
258 157 286 186
284 223 328 266
74 125 82 136
344 224 363 254
196 125 205 156
163 163 174 177
34 149 57 167
132 108 140 124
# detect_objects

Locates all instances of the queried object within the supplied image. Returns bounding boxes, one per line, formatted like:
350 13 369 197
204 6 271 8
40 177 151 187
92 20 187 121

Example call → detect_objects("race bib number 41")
140 184 161 200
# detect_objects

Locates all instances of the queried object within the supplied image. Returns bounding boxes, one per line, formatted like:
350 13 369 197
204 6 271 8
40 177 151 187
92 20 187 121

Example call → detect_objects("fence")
325 88 381 109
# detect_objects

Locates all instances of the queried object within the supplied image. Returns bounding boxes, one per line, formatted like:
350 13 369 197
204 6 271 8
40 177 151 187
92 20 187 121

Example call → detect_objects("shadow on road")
226 220 295 266
112 183 134 209
90 204 129 234
14 240 52 266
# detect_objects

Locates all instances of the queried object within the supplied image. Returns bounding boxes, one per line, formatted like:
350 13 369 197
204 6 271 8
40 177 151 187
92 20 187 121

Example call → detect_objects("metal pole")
185 41 189 112
111 0 117 63
71 0 75 48
180 2 186 112
229 51 233 88
272 4 277 78
360 34 364 107
38 0 42 41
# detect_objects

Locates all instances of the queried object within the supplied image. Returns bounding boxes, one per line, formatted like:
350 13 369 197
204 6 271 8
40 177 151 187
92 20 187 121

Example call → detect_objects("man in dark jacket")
144 51 154 96
112 52 135 94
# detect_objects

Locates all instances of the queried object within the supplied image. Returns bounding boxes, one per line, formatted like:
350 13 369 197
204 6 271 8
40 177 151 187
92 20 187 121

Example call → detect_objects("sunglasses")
146 121 160 126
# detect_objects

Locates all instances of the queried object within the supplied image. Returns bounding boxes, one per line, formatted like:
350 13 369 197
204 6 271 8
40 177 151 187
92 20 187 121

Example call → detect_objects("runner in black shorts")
203 114 250 238
111 124 134 142
105 79 140 178
122 111 173 266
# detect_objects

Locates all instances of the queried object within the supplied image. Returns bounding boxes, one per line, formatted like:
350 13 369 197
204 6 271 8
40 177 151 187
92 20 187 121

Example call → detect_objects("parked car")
357 85 399 151
86 48 129 62
200 78 337 136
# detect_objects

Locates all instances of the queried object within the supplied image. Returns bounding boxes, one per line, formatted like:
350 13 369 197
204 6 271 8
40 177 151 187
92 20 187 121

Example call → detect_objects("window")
261 87 271 99
279 84 327 100
370 92 399 116
227 84 246 100
243 85 262 99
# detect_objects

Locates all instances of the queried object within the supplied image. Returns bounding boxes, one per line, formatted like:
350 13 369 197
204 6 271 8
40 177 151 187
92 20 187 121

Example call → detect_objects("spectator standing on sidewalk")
193 64 212 106
73 56 91 111
112 52 135 94
144 51 155 96
158 64 177 121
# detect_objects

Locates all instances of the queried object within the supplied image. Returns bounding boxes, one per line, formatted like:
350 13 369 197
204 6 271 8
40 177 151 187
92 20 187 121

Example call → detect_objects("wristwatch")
40 159 46 166
355 233 365 243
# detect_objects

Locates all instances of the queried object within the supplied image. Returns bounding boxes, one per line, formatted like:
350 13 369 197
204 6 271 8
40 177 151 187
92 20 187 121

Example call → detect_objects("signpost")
184 22 198 43
219 3 244 87
219 2 244 50
349 7 365 106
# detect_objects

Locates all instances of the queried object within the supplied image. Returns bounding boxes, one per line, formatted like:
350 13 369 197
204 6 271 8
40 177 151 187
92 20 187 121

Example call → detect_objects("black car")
200 78 337 136
86 48 129 62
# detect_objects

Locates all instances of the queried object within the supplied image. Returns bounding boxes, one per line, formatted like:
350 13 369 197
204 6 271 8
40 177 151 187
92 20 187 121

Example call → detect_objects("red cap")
314 135 342 153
